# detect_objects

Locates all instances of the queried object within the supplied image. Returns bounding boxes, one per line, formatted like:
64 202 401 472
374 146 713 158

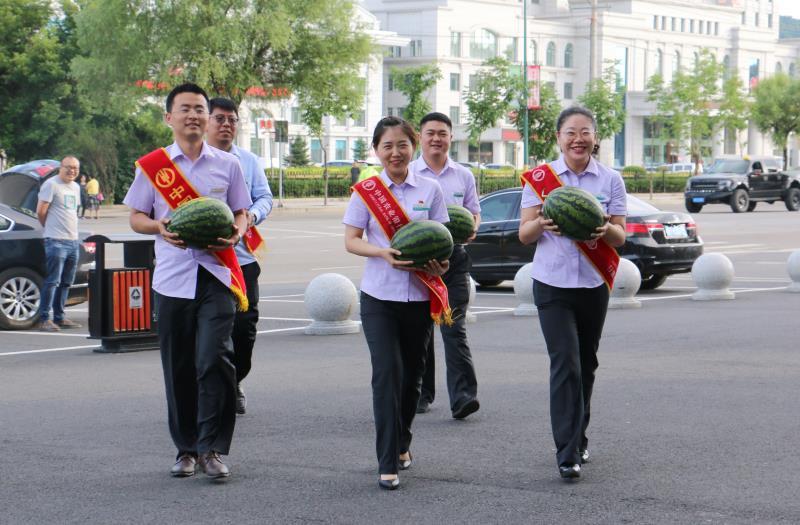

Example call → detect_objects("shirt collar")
416 155 453 176
380 168 419 188
553 155 599 177
230 144 242 158
168 141 215 161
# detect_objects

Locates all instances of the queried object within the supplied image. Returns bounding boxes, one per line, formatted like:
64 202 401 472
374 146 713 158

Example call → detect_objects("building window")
353 110 366 128
451 32 462 57
563 82 573 99
310 139 322 164
681 18 686 32
531 40 538 64
449 141 459 160
722 55 731 80
741 12 746 25
564 43 574 68
690 19 695 33
397 107 406 118
505 37 519 62
791 63 797 78
672 51 681 74
768 14 773 28
469 74 477 91
410 39 422 57
250 135 262 157
505 142 516 166
776 62 783 74
468 142 493 164
450 73 460 91
661 16 666 30
388 46 402 58
694 51 700 69
715 22 719 35
335 139 347 160
749 58 760 92
546 42 556 66
653 15 658 30
449 106 460 125
698 20 703 34
470 28 498 59
755 13 759 27
290 107 301 125
387 75 394 91
655 49 663 77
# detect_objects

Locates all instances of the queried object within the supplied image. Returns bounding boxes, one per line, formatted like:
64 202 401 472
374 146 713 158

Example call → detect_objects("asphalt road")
1 195 799 524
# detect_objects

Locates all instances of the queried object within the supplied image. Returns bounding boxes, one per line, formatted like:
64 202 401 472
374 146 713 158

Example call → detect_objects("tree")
751 73 800 168
352 138 369 161
464 57 523 146
578 63 625 142
390 65 442 128
285 136 311 167
718 74 750 157
512 83 562 164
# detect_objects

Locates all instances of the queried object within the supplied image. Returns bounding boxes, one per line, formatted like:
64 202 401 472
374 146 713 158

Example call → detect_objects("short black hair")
209 97 238 116
556 106 597 132
420 112 452 131
165 83 209 112
372 116 418 150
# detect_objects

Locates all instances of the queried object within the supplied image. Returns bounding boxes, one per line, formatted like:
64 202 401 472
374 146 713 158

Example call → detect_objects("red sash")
352 176 453 325
520 163 620 290
136 148 249 311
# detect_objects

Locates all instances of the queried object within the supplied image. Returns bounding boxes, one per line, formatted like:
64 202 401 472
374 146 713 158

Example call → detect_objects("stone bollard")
608 258 642 309
466 277 477 323
787 250 800 293
691 253 735 301
513 263 537 316
303 273 361 335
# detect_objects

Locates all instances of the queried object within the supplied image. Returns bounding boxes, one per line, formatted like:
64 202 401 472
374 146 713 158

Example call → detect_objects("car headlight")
717 180 732 189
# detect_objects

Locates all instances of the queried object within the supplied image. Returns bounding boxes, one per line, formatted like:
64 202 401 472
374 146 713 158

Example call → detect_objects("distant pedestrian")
36 156 83 332
350 161 361 185
85 175 101 219
78 175 88 218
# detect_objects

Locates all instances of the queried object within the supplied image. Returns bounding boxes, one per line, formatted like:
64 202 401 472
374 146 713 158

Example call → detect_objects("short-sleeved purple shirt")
343 170 449 302
410 156 481 214
521 155 627 288
123 142 252 299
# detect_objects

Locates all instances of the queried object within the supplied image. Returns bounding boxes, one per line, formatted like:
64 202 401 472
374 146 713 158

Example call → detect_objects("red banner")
521 164 620 289
352 176 452 325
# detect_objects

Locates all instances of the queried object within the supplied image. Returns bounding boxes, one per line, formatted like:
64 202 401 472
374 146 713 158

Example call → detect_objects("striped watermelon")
391 220 454 267
541 186 605 241
167 197 235 248
445 205 475 244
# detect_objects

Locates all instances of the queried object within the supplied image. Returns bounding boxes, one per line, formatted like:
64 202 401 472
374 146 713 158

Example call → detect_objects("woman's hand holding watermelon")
420 258 449 276
590 215 611 240
158 218 187 249
538 216 562 236
208 224 242 252
380 247 416 271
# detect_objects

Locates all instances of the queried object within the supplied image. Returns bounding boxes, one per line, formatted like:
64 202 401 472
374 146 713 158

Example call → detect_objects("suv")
683 156 800 213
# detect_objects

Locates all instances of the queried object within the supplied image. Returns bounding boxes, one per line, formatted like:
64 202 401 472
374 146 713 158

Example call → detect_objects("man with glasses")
36 156 83 332
206 97 273 415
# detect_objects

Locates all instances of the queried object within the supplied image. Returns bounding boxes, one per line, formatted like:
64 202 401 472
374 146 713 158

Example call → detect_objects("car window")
626 194 659 215
763 159 781 171
0 213 12 232
707 159 749 174
480 192 519 222
0 172 40 212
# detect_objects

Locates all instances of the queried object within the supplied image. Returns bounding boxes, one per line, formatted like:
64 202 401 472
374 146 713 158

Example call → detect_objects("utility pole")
589 0 598 80
523 0 529 167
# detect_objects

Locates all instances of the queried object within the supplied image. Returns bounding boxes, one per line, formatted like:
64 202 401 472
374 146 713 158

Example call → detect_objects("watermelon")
167 197 235 248
541 186 605 241
445 205 476 244
390 220 454 267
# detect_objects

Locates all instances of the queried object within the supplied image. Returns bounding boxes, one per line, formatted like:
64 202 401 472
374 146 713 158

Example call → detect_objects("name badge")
210 187 226 194
594 193 609 203
413 200 431 211
453 192 464 198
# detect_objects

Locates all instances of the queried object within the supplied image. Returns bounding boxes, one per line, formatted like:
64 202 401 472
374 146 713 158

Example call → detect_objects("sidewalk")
100 197 350 219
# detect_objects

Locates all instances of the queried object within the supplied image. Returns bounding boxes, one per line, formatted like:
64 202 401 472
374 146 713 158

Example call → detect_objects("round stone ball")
513 263 535 304
691 253 735 290
304 273 358 322
611 258 642 298
788 250 800 283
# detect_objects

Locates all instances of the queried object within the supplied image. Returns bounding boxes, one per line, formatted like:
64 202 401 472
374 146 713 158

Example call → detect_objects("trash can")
87 234 159 353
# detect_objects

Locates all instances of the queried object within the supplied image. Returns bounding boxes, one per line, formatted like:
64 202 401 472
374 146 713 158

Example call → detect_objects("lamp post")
523 0 529 167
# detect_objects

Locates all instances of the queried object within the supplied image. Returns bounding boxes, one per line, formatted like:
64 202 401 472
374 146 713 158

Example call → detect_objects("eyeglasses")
212 115 239 125
560 130 595 140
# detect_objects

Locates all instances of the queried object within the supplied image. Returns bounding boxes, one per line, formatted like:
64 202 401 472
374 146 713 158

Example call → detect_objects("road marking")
259 316 313 322
637 286 788 301
704 243 765 251
256 326 308 334
0 331 90 337
472 308 515 314
0 344 97 357
266 228 344 236
670 276 790 283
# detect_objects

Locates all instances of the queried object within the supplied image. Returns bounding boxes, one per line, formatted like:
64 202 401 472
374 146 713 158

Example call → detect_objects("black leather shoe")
416 399 431 414
452 398 480 420
399 451 412 470
198 451 230 479
559 464 581 479
170 454 196 477
579 449 590 464
379 476 400 490
236 383 247 415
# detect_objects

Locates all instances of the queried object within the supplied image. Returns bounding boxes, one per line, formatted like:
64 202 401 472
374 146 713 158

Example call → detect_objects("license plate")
664 224 688 239
692 197 705 203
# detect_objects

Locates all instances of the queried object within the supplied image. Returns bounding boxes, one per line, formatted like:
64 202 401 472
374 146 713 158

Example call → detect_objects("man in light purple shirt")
410 112 482 419
123 83 251 480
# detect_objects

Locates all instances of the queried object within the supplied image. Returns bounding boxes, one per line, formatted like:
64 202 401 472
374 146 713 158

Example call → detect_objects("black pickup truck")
683 157 800 213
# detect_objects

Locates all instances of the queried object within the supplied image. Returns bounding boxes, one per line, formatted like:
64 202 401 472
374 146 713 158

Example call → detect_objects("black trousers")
232 262 261 383
156 267 237 457
360 292 432 474
533 279 609 467
420 246 477 410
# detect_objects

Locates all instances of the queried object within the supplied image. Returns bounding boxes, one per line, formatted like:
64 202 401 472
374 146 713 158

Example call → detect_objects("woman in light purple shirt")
343 117 449 490
519 106 627 481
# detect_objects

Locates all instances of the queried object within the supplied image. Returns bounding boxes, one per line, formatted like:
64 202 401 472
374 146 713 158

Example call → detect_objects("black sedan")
465 188 704 290
0 160 95 329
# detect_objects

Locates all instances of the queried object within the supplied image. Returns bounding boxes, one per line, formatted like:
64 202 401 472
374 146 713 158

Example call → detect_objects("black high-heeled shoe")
399 451 413 470
379 476 400 490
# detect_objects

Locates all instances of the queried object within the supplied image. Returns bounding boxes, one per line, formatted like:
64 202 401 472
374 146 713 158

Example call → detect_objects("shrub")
621 165 647 178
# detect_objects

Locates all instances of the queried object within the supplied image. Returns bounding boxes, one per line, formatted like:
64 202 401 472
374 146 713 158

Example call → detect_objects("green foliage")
751 73 800 168
513 82 562 164
464 57 523 145
285 136 311 167
389 65 442 129
578 63 625 141
352 138 369 161
621 165 647 178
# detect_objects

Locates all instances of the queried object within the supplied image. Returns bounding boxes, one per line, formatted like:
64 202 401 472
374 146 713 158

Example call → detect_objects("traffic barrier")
691 253 735 301
513 263 537 316
303 273 360 335
787 250 800 293
466 277 477 323
609 258 642 309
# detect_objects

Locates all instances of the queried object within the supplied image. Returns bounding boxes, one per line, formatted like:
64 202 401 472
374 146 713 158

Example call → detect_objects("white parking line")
0 331 90 337
0 344 97 357
256 326 308 334
259 316 312 322
637 286 787 301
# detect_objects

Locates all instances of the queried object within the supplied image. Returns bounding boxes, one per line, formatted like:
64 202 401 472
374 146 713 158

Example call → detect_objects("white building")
363 0 800 168
235 5 407 167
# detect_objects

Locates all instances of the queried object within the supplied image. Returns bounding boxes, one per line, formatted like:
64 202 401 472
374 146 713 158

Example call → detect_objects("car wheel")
730 188 749 213
0 268 43 330
476 279 503 287
640 274 668 290
785 187 800 211
747 201 757 212
684 200 703 213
